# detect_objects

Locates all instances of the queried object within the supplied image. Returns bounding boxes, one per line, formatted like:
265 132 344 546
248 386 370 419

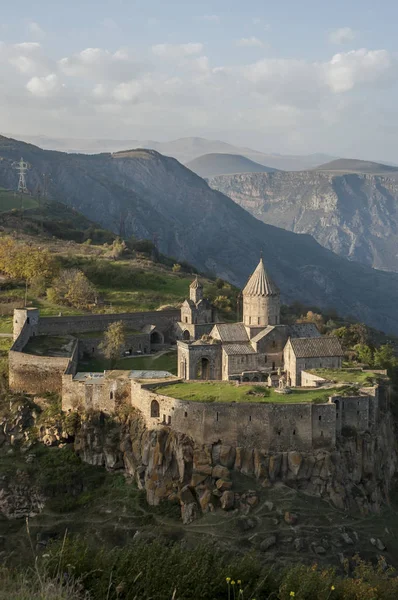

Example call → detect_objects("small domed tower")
243 258 280 329
190 276 203 304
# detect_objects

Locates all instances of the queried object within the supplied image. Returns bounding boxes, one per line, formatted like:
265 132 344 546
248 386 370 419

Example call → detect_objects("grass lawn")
0 316 12 333
78 350 177 374
24 335 74 357
155 381 341 404
309 368 385 385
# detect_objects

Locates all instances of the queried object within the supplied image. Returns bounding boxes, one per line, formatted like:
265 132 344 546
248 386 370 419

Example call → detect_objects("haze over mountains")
4 133 335 172
209 158 398 274
1 135 398 334
186 153 275 178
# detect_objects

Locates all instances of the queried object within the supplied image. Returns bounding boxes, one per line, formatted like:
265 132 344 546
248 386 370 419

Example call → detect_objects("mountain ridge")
1 136 398 333
186 153 275 178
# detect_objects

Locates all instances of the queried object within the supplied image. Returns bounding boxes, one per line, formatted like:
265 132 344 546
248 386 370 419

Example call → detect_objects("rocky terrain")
1 393 398 568
209 169 398 273
2 136 398 333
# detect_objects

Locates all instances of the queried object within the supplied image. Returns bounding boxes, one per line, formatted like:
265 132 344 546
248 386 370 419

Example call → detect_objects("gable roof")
223 342 257 356
288 336 343 358
288 324 321 339
251 326 276 343
243 258 279 297
190 276 202 289
211 322 249 343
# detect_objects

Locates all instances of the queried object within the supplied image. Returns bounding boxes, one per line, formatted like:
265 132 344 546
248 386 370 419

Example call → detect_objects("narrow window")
258 317 260 325
249 317 252 325
293 429 296 435
264 355 267 363
110 391 113 400
92 347 95 353
357 410 360 415
184 411 188 418
216 412 219 422
272 362 275 370
27 317 30 324
272 340 276 348
163 414 166 422
168 416 171 425
336 412 339 419
319 415 322 421
321 431 324 437
249 415 252 422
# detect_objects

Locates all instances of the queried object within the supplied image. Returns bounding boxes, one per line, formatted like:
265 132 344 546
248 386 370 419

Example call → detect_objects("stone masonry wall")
9 350 72 394
38 310 180 339
130 381 336 451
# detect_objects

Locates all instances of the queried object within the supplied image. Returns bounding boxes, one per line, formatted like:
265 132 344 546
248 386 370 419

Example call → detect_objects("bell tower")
189 276 203 304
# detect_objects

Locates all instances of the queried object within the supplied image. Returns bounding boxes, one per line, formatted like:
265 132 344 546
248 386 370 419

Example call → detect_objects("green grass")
309 368 385 385
0 189 39 212
154 381 341 403
78 350 177 374
23 335 74 357
0 316 13 333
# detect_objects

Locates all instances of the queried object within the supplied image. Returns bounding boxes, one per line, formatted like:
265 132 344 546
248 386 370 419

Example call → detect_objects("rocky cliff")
75 404 397 521
3 136 398 333
208 171 398 273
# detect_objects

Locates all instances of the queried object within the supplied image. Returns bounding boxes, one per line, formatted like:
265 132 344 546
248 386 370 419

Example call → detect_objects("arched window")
183 330 190 341
110 391 113 400
150 399 160 418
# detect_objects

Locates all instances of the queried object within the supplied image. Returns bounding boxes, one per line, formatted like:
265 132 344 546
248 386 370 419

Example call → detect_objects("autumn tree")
354 343 374 367
99 321 126 368
47 269 97 309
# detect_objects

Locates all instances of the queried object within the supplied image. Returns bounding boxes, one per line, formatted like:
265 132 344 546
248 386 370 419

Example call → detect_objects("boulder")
288 452 302 477
199 489 213 513
220 491 235 510
260 536 277 551
191 473 208 487
341 532 354 545
216 479 232 491
179 486 198 524
264 500 274 512
212 465 230 480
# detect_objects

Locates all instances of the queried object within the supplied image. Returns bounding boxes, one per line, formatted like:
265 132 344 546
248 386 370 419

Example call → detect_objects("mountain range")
1 135 398 334
3 134 335 171
208 159 398 274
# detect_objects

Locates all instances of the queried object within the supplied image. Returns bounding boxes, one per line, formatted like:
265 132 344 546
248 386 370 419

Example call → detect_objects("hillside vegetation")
2 136 398 333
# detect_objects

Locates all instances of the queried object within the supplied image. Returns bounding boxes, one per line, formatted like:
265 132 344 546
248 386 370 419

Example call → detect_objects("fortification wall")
333 395 370 434
78 333 150 359
10 321 31 353
9 350 72 394
37 310 180 338
130 381 335 451
62 372 131 413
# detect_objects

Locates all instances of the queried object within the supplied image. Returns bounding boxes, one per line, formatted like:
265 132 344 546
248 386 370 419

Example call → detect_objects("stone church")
177 258 343 386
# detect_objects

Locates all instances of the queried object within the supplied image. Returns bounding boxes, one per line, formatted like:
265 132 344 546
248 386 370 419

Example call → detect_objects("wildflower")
237 580 242 585
290 593 295 598
231 581 236 585
226 577 231 583
331 585 335 591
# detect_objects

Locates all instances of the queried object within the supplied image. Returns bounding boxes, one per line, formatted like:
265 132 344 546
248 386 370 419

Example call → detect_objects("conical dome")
190 276 202 289
243 258 279 297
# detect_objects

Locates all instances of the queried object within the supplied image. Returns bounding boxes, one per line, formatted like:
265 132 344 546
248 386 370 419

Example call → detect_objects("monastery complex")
7 258 387 452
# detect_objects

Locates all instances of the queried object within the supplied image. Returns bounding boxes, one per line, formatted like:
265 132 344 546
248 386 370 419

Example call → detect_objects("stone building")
177 258 343 384
178 277 219 341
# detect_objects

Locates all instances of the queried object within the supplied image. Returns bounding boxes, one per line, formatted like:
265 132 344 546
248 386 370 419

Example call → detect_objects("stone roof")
141 324 157 334
223 343 257 356
289 336 343 358
288 324 321 339
243 258 279 297
211 322 249 342
190 276 202 289
181 298 195 309
251 325 276 343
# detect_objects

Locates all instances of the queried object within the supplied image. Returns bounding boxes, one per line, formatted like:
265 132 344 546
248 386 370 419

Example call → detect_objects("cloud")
1 40 397 160
236 37 264 48
152 43 204 59
26 73 61 97
329 27 357 44
59 47 143 81
27 21 45 38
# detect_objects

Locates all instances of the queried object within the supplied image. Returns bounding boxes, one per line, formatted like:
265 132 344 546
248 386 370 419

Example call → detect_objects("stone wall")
38 309 180 339
333 395 370 435
78 332 150 359
301 371 328 387
224 350 268 379
177 341 222 380
62 371 131 413
285 348 342 387
9 348 73 394
130 381 336 451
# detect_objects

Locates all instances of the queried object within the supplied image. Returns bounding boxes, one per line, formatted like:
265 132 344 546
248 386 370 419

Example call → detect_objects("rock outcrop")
74 406 397 520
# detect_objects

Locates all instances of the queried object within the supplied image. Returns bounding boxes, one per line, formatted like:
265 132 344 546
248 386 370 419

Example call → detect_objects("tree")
109 238 126 260
99 321 126 368
172 263 181 273
374 344 397 371
354 343 374 367
47 269 97 309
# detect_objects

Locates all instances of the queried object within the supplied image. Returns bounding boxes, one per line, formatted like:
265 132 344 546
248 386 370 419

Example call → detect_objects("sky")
1 0 398 161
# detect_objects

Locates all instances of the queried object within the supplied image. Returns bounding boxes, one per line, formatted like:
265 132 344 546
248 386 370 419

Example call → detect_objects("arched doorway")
150 330 163 345
151 400 160 417
182 330 190 341
197 357 210 380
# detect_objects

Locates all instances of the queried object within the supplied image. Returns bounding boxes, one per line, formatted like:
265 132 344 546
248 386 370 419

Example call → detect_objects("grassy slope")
0 188 39 211
155 381 342 403
309 368 385 385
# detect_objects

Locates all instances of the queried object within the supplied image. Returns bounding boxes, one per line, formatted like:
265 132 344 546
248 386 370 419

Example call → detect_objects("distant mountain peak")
186 153 276 178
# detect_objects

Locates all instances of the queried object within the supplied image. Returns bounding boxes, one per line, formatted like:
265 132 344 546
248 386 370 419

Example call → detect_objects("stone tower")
189 276 203 303
13 308 40 341
242 258 280 329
